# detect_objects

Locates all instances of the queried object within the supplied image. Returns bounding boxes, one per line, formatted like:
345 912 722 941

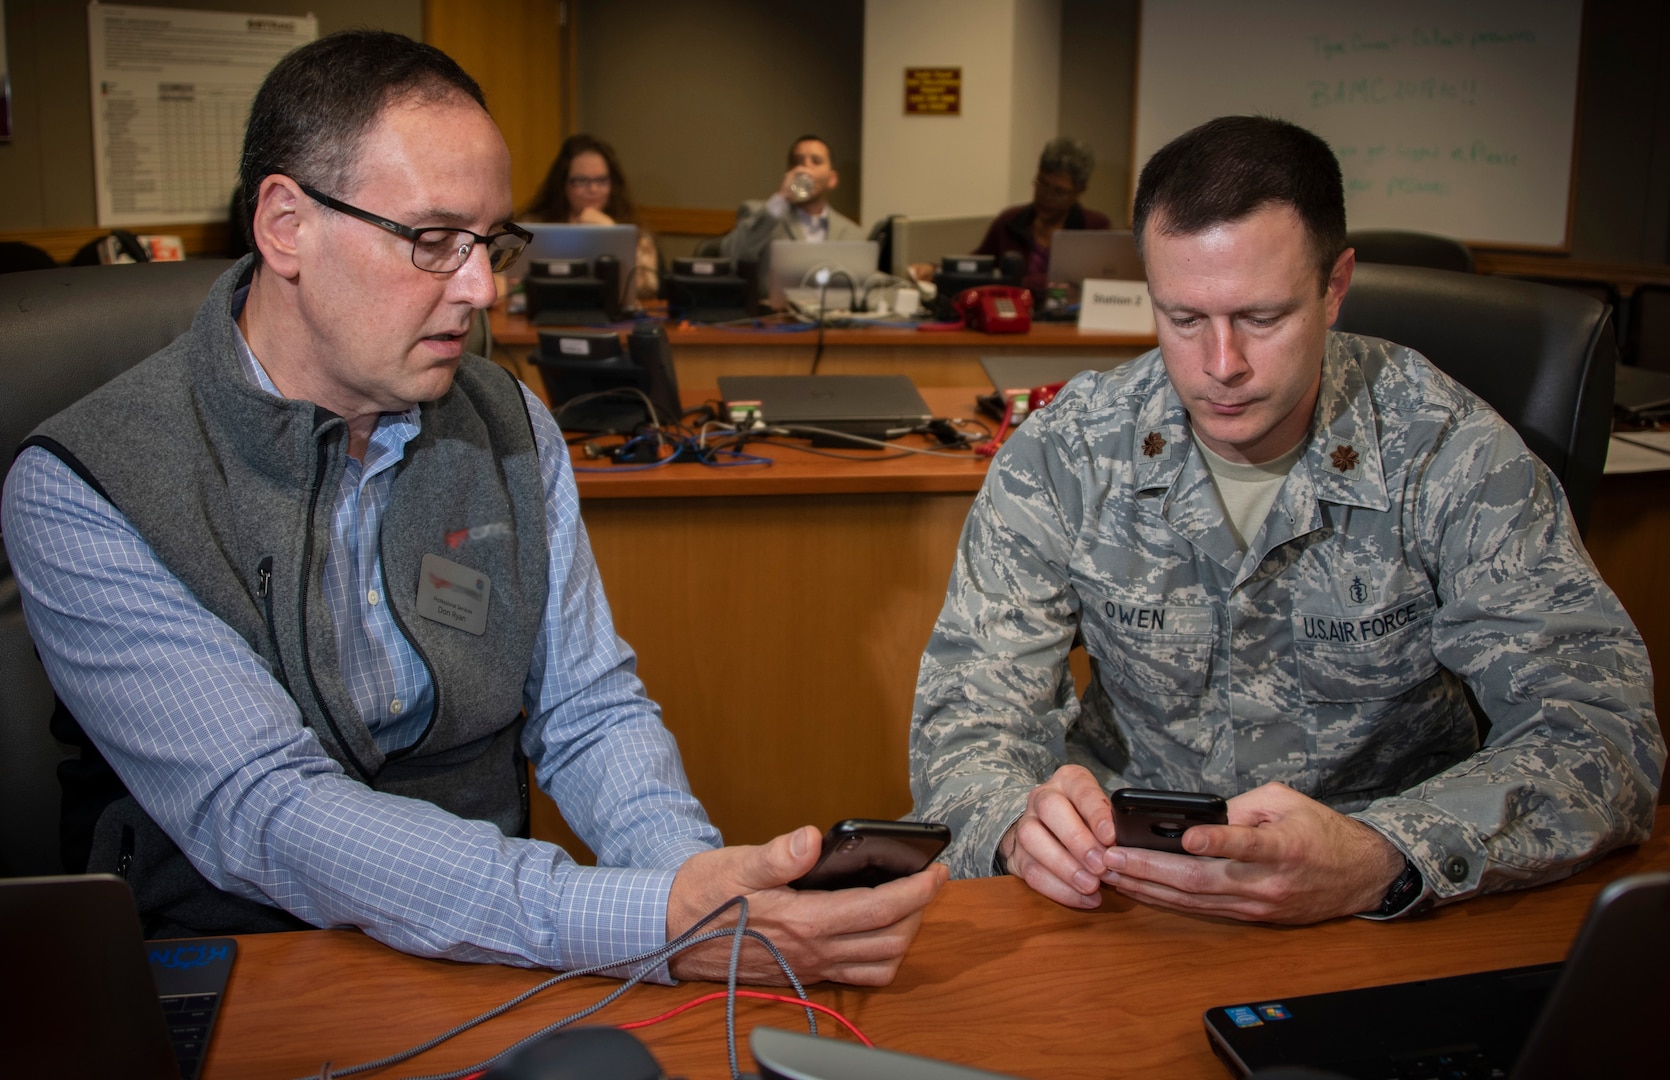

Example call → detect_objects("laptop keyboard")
161 992 222 1080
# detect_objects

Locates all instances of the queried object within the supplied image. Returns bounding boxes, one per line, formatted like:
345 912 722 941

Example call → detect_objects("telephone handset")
953 284 1032 334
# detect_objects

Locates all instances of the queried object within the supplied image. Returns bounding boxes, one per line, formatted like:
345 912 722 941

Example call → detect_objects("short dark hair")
521 133 642 228
1132 115 1346 291
238 29 487 265
787 134 833 169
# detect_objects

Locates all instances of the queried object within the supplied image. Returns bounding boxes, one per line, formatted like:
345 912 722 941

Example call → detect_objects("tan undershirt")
1193 434 1307 550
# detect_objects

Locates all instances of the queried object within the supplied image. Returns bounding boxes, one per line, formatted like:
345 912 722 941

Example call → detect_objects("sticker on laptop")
1256 1003 1292 1021
1224 1006 1264 1028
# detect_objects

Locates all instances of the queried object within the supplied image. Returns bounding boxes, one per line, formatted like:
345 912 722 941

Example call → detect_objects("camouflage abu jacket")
910 332 1664 914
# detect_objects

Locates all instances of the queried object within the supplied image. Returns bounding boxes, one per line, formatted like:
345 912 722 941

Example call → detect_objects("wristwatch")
1375 856 1424 917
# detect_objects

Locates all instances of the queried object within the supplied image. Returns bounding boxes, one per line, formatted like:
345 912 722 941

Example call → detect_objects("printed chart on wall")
88 3 316 227
1134 0 1583 250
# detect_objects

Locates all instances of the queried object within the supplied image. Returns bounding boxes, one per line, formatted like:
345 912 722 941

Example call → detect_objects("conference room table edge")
200 809 1670 1080
488 303 1157 351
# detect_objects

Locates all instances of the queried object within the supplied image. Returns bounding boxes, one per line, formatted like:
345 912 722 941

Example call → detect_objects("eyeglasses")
565 175 611 190
298 182 532 274
1033 176 1080 200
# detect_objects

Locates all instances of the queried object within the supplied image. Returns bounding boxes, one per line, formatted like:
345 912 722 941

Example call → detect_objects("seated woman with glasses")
522 133 659 301
969 136 1110 298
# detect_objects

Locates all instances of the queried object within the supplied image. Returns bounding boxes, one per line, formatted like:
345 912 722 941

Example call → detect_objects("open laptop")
767 239 881 311
976 356 1117 422
1204 872 1668 1079
2 874 237 1080
510 222 639 309
1046 229 1145 287
718 374 932 442
1614 361 1670 420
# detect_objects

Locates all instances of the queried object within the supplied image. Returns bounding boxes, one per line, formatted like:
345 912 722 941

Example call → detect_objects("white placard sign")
1078 279 1156 334
88 3 316 227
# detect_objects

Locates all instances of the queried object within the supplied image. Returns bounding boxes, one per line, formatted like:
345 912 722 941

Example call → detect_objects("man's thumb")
740 825 821 891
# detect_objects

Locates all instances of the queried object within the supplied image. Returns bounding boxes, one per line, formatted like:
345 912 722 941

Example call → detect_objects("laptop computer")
2 874 237 1080
767 240 881 311
1046 229 1145 287
1204 871 1668 1079
718 374 932 442
976 356 1116 422
510 223 639 309
1614 362 1670 420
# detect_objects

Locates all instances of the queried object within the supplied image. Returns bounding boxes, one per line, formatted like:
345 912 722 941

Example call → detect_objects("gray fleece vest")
27 256 550 935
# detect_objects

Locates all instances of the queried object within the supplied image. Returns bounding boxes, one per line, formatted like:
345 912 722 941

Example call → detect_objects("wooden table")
489 305 1154 387
200 812 1669 1079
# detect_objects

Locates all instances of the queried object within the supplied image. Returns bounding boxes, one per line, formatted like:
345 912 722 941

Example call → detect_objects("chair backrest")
0 259 233 876
1333 263 1616 535
1346 230 1476 274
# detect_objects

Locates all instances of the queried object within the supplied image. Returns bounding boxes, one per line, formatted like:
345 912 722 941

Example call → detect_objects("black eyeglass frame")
297 181 532 274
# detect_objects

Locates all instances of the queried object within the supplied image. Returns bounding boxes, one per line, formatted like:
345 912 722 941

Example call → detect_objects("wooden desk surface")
572 386 993 499
203 813 1669 1079
489 304 1156 351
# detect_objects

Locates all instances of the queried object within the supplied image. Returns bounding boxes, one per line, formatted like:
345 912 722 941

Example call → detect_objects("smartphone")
787 819 951 890
1112 789 1228 854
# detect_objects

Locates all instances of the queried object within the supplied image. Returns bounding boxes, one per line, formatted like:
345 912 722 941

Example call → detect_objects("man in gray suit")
719 134 865 292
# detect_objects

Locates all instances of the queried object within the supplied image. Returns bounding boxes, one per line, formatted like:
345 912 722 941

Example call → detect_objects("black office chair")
1334 264 1616 536
0 259 234 876
1346 230 1475 274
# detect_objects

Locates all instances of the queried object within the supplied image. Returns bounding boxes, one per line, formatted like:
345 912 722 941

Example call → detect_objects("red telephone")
953 284 1032 334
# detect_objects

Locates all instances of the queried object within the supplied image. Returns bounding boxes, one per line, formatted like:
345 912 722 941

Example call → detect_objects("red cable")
615 989 873 1047
979 398 1017 457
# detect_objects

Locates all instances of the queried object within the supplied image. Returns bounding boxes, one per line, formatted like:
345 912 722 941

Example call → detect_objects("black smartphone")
787 819 951 890
1112 789 1228 854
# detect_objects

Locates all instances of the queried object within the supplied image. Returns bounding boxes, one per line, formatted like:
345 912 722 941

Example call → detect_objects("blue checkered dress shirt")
2 315 719 976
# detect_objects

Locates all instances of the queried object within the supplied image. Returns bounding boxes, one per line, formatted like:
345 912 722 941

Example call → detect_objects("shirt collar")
229 285 424 469
1132 334 1388 512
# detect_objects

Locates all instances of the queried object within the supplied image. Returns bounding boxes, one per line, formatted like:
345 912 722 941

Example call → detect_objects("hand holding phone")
788 819 951 890
1112 789 1228 855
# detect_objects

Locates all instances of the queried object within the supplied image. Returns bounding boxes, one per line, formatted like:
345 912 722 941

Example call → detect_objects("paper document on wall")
88 3 316 227
1078 280 1156 334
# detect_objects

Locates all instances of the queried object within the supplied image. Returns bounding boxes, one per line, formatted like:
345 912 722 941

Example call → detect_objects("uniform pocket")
1080 595 1216 697
1292 595 1438 702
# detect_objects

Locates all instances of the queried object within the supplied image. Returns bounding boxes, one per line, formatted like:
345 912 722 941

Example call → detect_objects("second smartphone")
788 819 951 890
1112 789 1228 854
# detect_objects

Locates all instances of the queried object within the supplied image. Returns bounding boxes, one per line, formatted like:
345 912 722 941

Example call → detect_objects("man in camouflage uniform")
910 116 1664 922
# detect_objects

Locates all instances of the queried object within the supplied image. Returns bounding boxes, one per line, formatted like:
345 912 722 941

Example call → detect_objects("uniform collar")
1128 334 1390 577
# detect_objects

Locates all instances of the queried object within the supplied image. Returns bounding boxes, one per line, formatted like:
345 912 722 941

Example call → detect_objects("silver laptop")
979 355 1112 395
1614 362 1670 419
1047 229 1145 286
510 223 639 307
718 374 931 431
767 239 881 311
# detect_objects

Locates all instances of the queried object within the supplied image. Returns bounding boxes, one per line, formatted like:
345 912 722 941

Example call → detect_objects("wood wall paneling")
424 0 570 211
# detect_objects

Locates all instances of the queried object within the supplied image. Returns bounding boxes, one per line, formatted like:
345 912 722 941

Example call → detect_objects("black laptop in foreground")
1 874 236 1080
1205 871 1668 1079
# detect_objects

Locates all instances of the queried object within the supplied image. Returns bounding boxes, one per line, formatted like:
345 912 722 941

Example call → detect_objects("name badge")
1078 279 1156 333
416 553 492 636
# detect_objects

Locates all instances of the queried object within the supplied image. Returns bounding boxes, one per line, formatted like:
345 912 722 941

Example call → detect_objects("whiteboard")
1134 1 1583 249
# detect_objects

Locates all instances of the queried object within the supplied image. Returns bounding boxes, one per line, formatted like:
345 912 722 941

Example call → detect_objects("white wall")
860 0 1061 224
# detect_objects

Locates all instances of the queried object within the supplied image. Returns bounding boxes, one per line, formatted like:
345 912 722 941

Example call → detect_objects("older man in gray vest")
3 29 942 985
